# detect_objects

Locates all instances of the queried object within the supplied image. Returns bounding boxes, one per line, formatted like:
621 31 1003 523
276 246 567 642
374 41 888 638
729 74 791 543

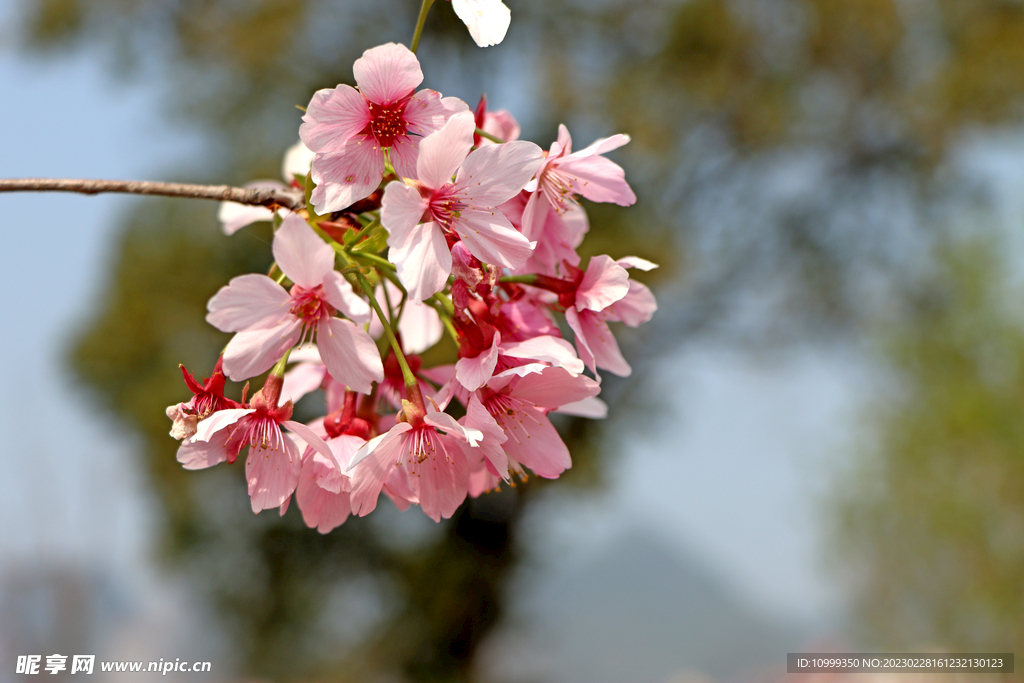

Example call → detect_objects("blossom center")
367 100 409 148
288 284 335 324
429 188 469 231
402 425 441 465
226 411 287 459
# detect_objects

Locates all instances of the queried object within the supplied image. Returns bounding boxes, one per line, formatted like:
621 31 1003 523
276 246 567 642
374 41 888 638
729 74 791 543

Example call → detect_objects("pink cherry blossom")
175 376 339 513
206 214 383 391
348 407 483 522
474 95 520 146
381 111 543 301
451 0 511 48
502 190 590 277
295 434 365 533
468 366 601 479
563 255 633 377
301 43 467 213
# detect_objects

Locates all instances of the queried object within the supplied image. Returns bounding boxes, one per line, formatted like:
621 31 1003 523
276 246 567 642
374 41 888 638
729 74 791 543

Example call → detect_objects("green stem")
409 0 435 53
354 271 418 391
429 291 455 316
347 218 379 245
475 127 505 144
499 274 537 285
350 250 396 271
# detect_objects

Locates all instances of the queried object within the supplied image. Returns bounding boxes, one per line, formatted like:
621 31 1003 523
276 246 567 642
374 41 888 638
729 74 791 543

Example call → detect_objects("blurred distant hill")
485 530 811 683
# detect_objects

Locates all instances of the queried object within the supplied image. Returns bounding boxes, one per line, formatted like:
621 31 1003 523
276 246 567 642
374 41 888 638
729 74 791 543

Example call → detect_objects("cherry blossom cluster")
165 32 657 530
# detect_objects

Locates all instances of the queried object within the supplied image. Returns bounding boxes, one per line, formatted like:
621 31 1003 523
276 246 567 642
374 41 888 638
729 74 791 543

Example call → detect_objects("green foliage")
835 243 1024 652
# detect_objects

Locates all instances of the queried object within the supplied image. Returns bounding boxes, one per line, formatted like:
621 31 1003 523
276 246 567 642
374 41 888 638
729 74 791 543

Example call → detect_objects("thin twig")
0 178 305 210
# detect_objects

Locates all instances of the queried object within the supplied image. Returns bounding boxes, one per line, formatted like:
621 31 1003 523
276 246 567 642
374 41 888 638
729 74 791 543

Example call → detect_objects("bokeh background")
2 0 1024 681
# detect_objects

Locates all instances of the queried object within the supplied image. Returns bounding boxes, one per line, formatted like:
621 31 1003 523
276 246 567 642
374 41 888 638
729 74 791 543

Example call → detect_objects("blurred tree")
16 0 1024 677
835 242 1024 654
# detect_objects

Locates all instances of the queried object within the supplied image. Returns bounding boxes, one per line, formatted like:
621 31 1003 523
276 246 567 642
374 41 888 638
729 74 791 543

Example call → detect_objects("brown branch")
0 178 305 210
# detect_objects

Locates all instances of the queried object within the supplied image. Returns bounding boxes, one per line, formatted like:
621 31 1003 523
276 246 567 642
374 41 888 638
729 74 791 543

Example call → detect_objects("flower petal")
206 274 290 332
554 152 636 206
455 331 501 392
273 213 335 289
509 366 601 408
382 181 429 238
300 85 371 154
387 220 452 302
451 0 511 47
281 361 326 405
283 419 342 472
500 335 584 376
177 428 232 470
246 436 302 513
555 396 608 419
317 318 384 394
455 209 535 269
309 135 385 213
322 271 372 324
610 280 657 327
405 430 469 521
566 307 631 377
417 111 475 189
193 408 255 442
222 319 303 382
457 140 544 207
353 42 422 104
576 254 629 312
491 398 571 478
348 424 412 515
296 455 352 533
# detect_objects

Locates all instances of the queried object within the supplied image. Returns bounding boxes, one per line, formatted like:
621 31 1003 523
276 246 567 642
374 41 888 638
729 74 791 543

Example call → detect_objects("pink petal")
218 203 277 235
404 89 467 137
283 419 343 472
464 393 508 476
206 274 290 332
553 153 636 206
382 182 429 238
273 214 336 289
387 220 452 302
610 280 657 327
309 135 385 213
300 85 371 154
388 133 421 180
246 435 302 513
455 209 534 269
322 271 372 323
348 424 412 515
281 361 326 404
417 111 475 189
352 43 423 105
222 319 303 382
406 431 469 521
510 366 601 409
424 409 484 445
193 408 255 443
455 331 501 391
317 318 384 394
500 335 584 375
617 255 658 271
282 140 315 180
398 297 444 354
481 109 520 144
451 0 511 47
296 455 352 533
572 133 630 158
576 254 629 312
566 307 631 377
457 140 544 207
491 397 571 478
176 428 232 470
555 396 608 419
